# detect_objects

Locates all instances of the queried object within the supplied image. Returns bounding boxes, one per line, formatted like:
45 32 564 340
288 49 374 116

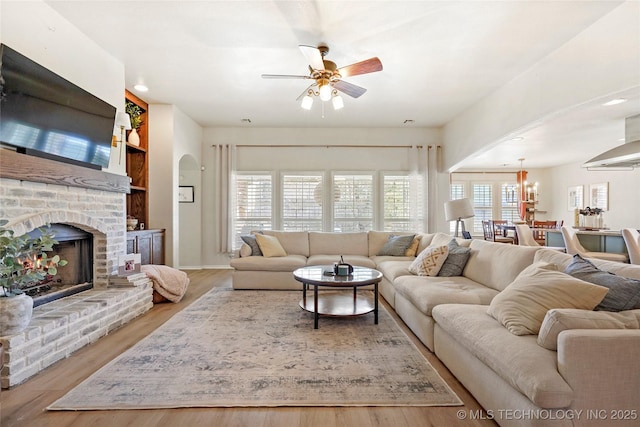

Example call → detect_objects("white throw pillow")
487 262 609 335
409 245 449 276
254 233 287 258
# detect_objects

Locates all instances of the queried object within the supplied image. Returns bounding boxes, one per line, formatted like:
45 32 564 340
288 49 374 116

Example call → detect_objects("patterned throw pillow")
409 245 449 276
378 234 416 256
404 235 422 256
564 254 640 312
438 239 472 277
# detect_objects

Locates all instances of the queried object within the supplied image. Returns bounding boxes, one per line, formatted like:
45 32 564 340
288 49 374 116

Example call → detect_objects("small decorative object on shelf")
127 128 140 146
578 207 604 229
126 216 139 231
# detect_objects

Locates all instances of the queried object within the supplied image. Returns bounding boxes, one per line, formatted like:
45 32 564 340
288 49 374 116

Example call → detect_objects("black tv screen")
0 44 116 169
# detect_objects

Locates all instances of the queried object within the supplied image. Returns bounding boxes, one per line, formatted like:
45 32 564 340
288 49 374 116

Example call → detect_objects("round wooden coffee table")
293 265 383 329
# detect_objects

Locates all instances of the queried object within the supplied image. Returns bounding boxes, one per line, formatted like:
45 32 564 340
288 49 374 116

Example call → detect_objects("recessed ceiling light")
602 98 626 106
134 84 149 92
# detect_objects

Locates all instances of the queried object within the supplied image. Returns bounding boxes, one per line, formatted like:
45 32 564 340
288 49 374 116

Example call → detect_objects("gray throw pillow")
377 234 416 256
241 234 262 256
564 254 640 312
437 239 471 277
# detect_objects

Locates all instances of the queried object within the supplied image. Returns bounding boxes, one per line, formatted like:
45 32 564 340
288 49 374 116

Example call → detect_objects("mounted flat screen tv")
0 44 116 169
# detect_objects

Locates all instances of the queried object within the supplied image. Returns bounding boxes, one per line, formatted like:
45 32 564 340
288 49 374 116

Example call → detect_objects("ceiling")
43 0 640 169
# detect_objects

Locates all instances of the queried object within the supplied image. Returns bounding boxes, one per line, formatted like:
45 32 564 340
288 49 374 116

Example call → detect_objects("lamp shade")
115 112 132 130
444 198 474 222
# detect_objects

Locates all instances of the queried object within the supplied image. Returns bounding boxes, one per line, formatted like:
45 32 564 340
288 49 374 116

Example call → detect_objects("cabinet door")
151 231 165 264
126 236 136 254
136 234 153 265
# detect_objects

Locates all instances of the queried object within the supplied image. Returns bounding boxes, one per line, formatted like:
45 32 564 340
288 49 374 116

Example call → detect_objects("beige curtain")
409 145 428 232
212 144 236 253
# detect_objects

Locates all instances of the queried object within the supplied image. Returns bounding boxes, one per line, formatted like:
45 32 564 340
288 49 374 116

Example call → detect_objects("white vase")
128 128 140 146
0 293 34 336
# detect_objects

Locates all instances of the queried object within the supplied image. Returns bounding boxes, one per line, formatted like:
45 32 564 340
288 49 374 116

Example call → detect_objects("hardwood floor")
1 269 497 427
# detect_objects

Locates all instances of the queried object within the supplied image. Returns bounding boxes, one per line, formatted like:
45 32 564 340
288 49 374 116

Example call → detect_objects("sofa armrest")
557 329 640 417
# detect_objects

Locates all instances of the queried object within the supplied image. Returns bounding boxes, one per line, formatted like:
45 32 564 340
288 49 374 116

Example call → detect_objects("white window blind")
234 174 272 247
333 174 374 232
382 174 413 231
449 183 465 234
472 183 492 233
501 183 519 223
282 174 323 231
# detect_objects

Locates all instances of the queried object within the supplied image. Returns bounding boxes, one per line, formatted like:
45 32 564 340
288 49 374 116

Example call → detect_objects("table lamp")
444 198 475 237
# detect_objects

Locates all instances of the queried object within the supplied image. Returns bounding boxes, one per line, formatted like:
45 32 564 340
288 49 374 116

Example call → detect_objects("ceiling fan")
261 44 383 110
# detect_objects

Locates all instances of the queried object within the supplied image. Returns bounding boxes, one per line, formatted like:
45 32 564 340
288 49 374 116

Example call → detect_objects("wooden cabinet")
126 229 165 265
125 90 149 227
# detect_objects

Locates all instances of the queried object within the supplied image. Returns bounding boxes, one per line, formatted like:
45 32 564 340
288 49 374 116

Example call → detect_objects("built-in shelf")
125 90 149 227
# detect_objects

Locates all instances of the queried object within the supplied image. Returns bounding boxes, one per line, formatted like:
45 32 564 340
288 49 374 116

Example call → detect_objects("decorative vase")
126 217 138 231
128 128 140 146
0 293 34 336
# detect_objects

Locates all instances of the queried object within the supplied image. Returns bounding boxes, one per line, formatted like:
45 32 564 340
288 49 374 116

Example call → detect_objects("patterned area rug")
48 289 461 409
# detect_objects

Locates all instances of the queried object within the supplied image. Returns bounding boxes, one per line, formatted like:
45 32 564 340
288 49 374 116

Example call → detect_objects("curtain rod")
213 144 427 149
451 171 517 174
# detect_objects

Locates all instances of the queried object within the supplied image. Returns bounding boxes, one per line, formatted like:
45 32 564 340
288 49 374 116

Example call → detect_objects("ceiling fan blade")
296 83 317 101
261 74 312 79
338 57 383 77
299 45 325 71
331 80 367 98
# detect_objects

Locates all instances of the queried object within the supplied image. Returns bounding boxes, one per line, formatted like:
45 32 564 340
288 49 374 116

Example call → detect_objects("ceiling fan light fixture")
332 94 344 110
301 95 314 110
319 84 332 102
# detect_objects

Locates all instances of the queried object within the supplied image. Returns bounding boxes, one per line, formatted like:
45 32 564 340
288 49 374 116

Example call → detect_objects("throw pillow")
240 234 262 256
254 233 287 257
405 235 422 257
409 245 449 276
564 254 640 312
487 262 609 335
378 234 416 256
438 239 472 277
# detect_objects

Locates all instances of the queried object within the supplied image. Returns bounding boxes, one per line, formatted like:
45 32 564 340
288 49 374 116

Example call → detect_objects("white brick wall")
1 283 153 388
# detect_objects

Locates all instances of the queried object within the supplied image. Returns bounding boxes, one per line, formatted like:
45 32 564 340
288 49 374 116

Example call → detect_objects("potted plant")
0 220 67 336
125 100 144 146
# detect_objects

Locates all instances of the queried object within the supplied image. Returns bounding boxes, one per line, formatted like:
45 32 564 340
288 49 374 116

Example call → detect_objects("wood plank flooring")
0 269 497 427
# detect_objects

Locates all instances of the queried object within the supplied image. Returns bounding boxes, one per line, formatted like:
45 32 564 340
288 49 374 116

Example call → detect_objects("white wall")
546 162 640 229
148 105 203 267
442 1 640 171
0 0 126 175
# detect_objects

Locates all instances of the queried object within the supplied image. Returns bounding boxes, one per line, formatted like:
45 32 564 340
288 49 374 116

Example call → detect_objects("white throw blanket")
141 265 190 303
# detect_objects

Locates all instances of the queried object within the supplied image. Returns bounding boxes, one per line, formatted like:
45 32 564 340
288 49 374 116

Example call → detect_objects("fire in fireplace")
25 224 93 307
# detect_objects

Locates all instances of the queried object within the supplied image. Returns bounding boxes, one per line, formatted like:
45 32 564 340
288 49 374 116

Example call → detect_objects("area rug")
48 289 462 409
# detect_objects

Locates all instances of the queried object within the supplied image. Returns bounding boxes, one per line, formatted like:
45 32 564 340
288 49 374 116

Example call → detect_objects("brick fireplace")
0 150 153 388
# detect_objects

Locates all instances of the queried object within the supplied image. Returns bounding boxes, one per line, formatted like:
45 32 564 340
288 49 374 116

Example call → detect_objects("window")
472 183 492 233
382 174 413 231
282 174 323 231
448 183 465 234
333 174 374 232
234 173 272 246
501 183 519 223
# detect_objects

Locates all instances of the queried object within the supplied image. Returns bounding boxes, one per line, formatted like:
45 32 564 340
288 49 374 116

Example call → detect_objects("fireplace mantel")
0 149 130 193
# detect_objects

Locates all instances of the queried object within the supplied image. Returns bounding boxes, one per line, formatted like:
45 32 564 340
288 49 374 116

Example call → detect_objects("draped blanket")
141 265 190 303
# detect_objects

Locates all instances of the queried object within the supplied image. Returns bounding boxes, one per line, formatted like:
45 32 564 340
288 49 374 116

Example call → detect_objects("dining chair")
531 220 559 244
621 228 640 265
482 220 514 244
516 224 565 251
561 226 628 262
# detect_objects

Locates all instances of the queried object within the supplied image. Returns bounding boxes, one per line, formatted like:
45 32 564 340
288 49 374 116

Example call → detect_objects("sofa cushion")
409 245 449 276
394 275 499 316
255 233 287 257
537 308 640 350
438 239 471 277
309 232 368 256
377 234 416 256
487 262 609 335
429 232 471 248
564 254 640 312
229 254 307 271
306 254 376 269
239 243 253 257
240 234 262 256
376 260 413 283
464 240 541 291
432 304 574 408
262 230 309 257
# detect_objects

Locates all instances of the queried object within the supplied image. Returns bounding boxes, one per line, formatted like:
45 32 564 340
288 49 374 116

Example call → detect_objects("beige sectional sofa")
230 230 640 427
